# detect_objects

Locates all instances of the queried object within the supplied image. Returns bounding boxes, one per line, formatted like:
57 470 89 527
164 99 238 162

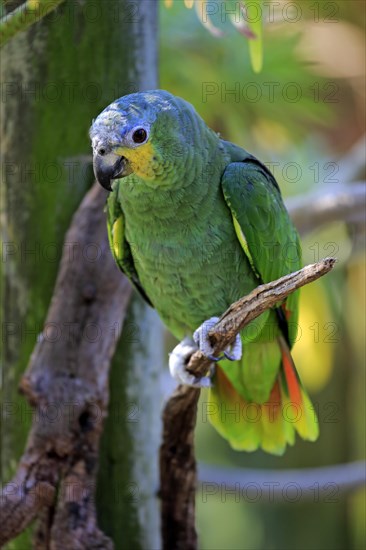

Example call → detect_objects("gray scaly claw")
223 336 243 361
169 337 212 388
193 316 242 362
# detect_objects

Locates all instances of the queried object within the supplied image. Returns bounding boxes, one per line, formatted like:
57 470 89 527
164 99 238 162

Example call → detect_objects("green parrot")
90 90 319 455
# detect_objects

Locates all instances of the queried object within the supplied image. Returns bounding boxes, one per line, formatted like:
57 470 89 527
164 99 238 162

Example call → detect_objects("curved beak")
93 152 131 191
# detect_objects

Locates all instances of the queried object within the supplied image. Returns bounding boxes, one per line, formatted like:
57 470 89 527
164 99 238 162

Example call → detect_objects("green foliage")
160 1 332 148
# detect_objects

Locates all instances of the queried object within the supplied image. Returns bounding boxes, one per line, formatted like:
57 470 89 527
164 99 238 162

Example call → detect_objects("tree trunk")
97 296 164 550
1 1 160 548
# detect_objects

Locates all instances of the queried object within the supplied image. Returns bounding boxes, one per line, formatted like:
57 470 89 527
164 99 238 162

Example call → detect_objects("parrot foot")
169 337 212 388
193 316 242 362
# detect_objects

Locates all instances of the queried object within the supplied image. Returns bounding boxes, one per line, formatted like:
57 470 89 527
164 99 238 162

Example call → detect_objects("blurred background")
1 1 364 549
160 1 365 549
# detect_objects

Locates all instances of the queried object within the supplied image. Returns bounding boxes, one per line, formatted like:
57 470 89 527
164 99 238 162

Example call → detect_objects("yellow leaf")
242 0 263 72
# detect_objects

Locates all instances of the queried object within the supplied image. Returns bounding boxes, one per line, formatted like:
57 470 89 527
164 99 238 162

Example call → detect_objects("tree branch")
286 182 366 235
187 258 336 379
160 257 336 550
0 0 65 47
0 183 132 548
198 460 366 498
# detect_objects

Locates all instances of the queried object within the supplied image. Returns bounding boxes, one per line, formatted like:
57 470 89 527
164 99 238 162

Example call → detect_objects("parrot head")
90 90 210 191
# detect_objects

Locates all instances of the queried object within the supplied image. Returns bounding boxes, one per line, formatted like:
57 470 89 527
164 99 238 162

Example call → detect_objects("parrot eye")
126 125 150 148
131 127 148 144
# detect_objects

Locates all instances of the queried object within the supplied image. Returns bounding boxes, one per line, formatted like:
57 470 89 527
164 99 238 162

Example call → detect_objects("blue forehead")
111 90 176 113
90 90 176 142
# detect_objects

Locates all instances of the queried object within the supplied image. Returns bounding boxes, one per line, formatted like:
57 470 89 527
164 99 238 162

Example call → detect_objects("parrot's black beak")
93 152 131 192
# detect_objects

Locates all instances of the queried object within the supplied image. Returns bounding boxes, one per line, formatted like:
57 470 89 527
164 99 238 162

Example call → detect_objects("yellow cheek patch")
115 142 157 179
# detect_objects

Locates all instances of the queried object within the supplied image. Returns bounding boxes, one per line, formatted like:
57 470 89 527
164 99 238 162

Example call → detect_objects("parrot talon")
169 337 212 388
193 317 242 362
207 353 225 362
223 336 243 361
223 350 237 361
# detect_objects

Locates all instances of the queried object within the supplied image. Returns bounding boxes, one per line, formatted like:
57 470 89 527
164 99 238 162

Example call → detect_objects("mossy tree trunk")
1 1 161 548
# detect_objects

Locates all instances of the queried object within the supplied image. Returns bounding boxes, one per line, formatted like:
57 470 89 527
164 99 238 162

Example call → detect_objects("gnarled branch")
0 183 132 548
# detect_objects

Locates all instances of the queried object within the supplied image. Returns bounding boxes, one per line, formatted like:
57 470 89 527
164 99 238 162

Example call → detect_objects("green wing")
106 191 153 307
213 159 319 452
221 159 302 346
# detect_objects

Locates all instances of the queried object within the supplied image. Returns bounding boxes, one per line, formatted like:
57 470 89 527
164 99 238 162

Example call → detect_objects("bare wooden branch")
198 460 366 497
286 135 366 236
287 182 366 235
187 257 336 379
160 257 336 550
0 183 132 548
